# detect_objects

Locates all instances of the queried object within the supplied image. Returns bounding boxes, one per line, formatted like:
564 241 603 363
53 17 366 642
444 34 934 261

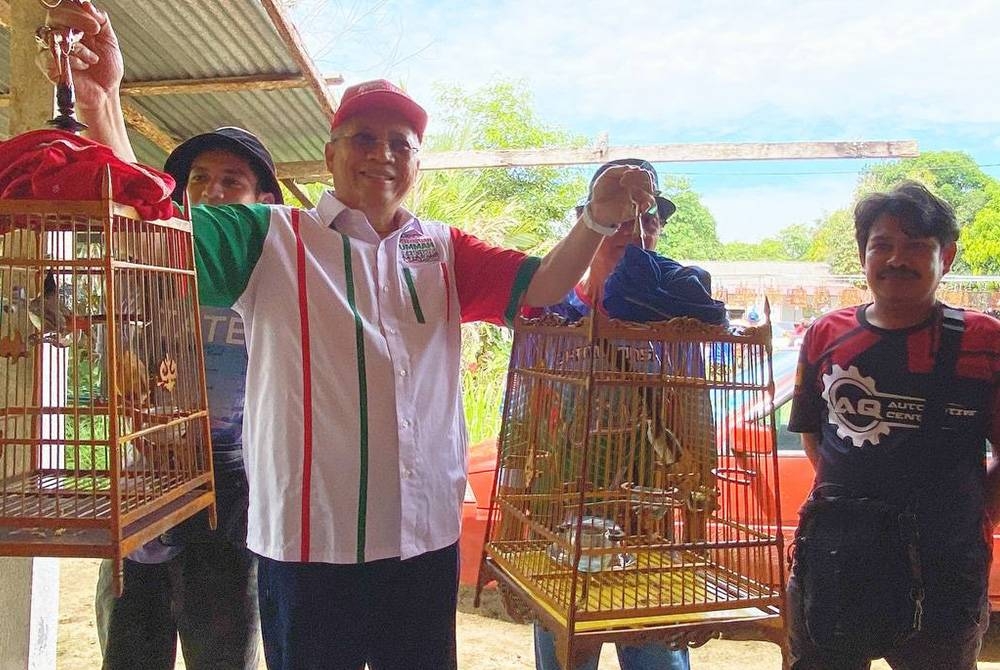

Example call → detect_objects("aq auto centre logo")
820 365 926 447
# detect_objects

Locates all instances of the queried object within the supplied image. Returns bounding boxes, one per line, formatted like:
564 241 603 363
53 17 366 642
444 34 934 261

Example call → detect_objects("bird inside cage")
1 270 83 347
531 331 718 552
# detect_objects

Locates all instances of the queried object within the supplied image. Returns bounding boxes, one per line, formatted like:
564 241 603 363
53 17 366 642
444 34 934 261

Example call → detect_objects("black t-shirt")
789 303 1000 629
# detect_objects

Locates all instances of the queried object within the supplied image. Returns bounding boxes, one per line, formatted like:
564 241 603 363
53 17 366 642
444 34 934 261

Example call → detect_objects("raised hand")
37 1 135 160
39 1 124 112
586 165 658 228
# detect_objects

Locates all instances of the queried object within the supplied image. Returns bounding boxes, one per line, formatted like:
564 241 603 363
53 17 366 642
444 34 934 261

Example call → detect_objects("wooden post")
1 4 61 669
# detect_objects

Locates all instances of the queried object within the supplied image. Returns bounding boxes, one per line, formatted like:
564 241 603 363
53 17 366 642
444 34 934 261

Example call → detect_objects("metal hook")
38 0 92 8
35 1 90 133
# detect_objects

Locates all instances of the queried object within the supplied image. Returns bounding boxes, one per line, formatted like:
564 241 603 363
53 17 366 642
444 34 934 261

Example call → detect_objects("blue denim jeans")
533 621 691 670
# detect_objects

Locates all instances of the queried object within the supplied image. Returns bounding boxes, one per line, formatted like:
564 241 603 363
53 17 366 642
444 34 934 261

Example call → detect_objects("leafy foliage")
799 151 999 274
431 80 588 237
657 177 722 259
804 209 861 274
854 151 995 273
961 182 1000 274
774 223 814 260
416 80 588 443
718 239 787 261
856 152 991 227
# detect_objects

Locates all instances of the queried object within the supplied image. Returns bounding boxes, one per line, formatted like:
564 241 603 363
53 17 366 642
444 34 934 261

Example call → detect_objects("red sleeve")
450 228 540 327
955 312 1000 445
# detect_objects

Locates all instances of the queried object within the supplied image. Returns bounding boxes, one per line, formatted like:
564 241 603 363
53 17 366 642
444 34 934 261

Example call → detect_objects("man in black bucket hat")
93 127 283 670
164 126 284 207
584 158 676 223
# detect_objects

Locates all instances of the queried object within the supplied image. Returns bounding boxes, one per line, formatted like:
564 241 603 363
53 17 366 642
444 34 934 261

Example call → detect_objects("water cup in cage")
550 516 634 572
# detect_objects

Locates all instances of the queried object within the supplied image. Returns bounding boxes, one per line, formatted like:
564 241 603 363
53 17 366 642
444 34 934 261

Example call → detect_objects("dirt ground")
55 557 1000 669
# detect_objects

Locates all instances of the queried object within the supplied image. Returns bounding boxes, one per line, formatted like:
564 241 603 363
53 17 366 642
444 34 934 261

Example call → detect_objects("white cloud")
299 0 1000 134
377 0 1000 132
292 0 1000 241
700 174 857 242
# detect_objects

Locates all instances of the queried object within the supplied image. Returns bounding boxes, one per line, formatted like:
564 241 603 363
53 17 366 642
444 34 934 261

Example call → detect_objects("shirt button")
399 369 407 377
402 469 412 479
387 328 397 335
401 419 411 428
382 285 389 293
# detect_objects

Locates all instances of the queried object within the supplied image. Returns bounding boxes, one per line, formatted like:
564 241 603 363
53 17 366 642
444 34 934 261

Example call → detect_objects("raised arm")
42 2 135 162
521 165 657 306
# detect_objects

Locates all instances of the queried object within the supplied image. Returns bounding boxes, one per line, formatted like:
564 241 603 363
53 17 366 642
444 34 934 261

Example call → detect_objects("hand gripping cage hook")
35 0 93 133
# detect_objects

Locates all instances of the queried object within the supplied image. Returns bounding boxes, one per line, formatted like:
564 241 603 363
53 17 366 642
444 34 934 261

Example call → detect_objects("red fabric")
0 129 175 220
449 226 531 326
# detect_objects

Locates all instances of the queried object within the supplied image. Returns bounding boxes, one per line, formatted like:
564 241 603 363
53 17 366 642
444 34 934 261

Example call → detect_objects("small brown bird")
2 271 77 346
646 414 682 466
115 348 151 408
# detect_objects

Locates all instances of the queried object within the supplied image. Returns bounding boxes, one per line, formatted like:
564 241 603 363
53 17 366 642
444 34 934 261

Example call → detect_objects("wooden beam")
122 101 179 154
259 0 338 122
0 73 345 107
280 179 314 208
418 140 920 170
276 140 920 181
120 73 344 97
0 1 10 30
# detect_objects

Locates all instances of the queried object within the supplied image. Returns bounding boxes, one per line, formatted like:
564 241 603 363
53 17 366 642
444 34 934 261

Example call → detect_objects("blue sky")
290 0 1000 242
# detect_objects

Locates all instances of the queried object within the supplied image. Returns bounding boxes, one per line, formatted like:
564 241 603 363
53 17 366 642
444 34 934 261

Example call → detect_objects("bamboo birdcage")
478 311 786 668
0 172 214 594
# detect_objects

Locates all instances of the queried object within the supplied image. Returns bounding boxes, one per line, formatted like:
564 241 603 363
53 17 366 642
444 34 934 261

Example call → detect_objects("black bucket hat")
163 127 284 205
585 158 676 222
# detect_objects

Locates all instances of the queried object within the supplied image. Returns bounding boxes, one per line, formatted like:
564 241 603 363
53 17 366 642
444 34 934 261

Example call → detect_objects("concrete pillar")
0 4 60 670
0 558 60 670
9 2 51 134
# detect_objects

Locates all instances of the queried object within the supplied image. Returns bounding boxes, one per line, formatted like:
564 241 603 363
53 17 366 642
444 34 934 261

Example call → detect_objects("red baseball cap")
331 79 428 141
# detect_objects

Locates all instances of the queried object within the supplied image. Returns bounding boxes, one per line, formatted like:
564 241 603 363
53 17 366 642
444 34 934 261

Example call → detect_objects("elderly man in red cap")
46 5 662 669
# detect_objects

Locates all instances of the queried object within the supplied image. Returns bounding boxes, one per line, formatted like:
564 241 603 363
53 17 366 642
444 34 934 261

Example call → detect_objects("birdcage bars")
479 312 786 668
0 170 214 593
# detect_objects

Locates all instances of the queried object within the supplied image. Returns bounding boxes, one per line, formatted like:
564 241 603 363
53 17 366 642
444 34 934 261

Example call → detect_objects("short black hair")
854 180 958 253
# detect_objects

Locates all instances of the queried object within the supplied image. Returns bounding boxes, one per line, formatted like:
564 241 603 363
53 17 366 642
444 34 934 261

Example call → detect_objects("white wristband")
580 202 620 236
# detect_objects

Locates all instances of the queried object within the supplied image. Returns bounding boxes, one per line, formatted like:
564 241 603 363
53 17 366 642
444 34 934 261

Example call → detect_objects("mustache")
878 267 920 279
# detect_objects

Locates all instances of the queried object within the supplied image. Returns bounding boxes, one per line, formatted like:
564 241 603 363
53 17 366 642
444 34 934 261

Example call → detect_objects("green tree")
657 177 722 259
856 151 996 273
413 80 588 443
432 80 587 235
804 209 860 274
774 223 814 260
961 182 1000 275
857 152 991 228
718 239 787 261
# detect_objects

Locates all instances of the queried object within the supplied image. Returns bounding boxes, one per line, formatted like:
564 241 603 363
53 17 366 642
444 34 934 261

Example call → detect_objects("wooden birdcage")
0 175 214 594
478 313 786 668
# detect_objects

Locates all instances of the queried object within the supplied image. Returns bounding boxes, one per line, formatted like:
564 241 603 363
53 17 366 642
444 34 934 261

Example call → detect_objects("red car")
460 347 1000 613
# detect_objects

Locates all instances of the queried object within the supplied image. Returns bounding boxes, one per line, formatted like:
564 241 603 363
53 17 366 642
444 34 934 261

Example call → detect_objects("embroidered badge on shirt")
399 233 441 264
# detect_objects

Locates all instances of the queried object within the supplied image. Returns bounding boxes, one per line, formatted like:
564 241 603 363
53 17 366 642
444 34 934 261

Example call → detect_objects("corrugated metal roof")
110 2 298 81
1 1 334 177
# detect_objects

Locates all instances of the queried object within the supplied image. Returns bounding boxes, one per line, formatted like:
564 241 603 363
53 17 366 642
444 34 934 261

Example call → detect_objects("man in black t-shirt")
786 181 1000 669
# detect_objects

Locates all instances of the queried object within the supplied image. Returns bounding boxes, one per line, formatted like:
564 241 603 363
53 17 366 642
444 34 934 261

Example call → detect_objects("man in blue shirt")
94 127 281 670
532 159 692 670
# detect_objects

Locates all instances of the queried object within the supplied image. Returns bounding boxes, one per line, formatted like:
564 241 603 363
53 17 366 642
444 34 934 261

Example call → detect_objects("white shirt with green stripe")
191 190 539 564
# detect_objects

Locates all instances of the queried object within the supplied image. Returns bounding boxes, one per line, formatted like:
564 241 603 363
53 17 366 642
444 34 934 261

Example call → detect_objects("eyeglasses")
332 132 420 158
